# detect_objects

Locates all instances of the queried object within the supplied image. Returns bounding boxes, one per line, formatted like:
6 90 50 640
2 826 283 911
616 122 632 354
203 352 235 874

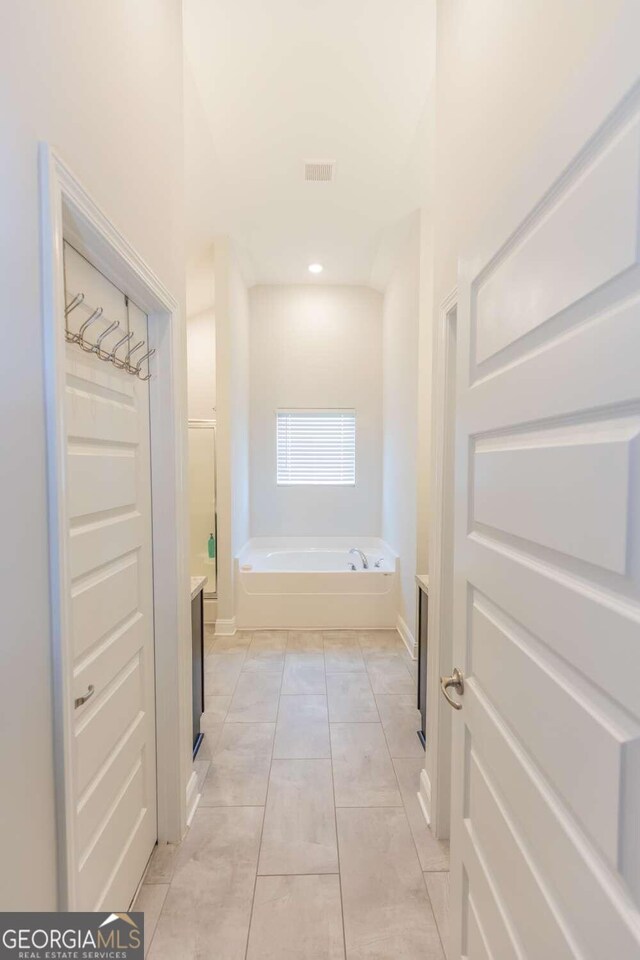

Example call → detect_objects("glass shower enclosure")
188 419 217 597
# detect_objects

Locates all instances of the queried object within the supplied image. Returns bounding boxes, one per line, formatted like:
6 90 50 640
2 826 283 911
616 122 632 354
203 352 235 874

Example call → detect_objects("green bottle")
208 533 216 560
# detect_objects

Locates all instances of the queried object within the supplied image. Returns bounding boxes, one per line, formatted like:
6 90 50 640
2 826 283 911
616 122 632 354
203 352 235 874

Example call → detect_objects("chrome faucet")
349 547 369 569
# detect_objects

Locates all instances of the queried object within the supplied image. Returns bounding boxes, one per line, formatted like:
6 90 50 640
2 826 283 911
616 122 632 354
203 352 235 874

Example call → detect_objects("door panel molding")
473 108 640 368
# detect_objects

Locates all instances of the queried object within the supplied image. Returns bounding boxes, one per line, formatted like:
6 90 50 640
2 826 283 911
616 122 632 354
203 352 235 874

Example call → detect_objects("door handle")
440 668 464 710
74 684 95 709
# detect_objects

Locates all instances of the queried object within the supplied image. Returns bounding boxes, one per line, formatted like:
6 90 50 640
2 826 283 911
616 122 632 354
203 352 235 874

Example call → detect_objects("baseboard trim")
418 766 432 826
397 613 417 660
203 597 217 624
185 769 200 827
214 616 237 637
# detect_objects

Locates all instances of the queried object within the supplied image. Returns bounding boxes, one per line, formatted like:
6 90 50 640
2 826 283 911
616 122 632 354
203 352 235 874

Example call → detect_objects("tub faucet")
349 547 369 569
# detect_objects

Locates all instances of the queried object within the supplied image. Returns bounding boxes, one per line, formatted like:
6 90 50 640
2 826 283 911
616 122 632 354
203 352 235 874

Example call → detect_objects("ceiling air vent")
304 160 336 183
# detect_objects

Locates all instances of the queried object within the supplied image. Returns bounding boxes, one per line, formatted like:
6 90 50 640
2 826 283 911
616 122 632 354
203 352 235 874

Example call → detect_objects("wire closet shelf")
64 292 155 381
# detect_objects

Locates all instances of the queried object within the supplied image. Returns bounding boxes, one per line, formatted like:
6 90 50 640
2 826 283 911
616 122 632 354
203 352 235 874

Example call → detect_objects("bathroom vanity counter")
191 575 207 600
415 573 429 593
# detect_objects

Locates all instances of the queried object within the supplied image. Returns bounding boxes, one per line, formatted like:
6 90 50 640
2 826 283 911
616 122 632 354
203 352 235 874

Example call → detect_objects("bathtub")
235 537 399 629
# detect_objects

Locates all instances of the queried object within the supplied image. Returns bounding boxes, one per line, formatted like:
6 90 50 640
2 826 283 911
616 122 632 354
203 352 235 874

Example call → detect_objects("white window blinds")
276 410 356 485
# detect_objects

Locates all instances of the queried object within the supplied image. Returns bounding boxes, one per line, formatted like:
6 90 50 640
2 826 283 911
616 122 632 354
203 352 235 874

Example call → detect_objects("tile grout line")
324 631 349 960
256 871 342 877
422 870 448 960
359 636 383 726
361 633 437 890
361 634 410 816
144 631 254 954
141 882 169 958
199 628 445 959
202 632 251 760
359 630 448 959
241 630 286 960
204 630 259 959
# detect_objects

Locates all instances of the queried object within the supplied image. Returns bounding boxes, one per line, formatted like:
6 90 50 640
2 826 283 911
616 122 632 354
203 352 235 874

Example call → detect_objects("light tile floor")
136 628 450 959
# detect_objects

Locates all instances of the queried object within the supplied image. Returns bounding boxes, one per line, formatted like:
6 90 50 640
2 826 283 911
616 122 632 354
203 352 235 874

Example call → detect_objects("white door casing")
40 146 192 910
449 79 640 960
424 289 457 838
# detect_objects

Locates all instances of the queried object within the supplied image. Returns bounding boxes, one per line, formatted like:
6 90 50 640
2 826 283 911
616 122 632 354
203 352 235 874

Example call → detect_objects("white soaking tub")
235 537 399 629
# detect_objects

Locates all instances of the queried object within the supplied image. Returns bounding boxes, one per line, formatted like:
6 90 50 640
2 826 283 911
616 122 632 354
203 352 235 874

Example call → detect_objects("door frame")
39 145 192 909
421 287 457 839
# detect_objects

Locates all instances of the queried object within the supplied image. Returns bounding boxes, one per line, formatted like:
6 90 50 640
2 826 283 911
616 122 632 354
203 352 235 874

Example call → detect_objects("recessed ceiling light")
308 263 323 274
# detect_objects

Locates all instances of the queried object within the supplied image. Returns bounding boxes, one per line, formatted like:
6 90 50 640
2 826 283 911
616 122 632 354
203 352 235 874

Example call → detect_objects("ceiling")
184 0 435 289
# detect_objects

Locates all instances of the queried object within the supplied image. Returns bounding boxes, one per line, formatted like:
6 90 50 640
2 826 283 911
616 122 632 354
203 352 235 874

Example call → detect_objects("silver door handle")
74 684 95 709
440 668 464 710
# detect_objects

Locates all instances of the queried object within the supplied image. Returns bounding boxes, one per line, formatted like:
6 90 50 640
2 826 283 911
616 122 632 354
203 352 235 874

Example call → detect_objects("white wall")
250 285 382 537
186 250 216 419
382 216 421 638
229 256 251 556
416 211 435 575
186 309 216 418
0 1 184 910
214 239 250 625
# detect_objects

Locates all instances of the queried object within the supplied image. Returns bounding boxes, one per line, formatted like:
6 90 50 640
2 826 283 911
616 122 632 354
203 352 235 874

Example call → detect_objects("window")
276 409 356 485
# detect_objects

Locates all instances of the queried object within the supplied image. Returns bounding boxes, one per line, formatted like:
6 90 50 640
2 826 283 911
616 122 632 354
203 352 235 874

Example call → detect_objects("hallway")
135 629 450 958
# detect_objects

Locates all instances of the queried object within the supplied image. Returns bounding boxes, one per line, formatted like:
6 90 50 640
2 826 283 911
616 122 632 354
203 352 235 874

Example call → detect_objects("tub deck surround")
235 538 400 630
238 537 397 572
136 626 449 960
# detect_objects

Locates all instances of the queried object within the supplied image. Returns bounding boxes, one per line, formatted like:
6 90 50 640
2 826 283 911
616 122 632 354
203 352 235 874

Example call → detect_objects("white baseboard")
214 616 237 637
203 597 217 624
397 613 417 660
185 769 200 827
418 766 432 825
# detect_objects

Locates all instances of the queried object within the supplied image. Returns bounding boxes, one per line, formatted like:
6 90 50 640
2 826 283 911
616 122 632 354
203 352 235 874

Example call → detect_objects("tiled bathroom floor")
135 628 450 959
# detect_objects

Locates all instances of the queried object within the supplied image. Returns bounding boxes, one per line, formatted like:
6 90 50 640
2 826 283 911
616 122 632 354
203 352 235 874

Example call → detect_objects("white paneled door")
63 254 157 910
448 90 640 955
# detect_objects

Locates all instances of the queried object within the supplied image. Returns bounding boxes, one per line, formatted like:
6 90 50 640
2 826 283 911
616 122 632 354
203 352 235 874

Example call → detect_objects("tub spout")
349 547 369 569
